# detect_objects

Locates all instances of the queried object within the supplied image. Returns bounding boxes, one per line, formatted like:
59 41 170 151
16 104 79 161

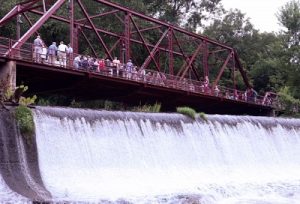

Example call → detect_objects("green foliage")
19 95 37 106
198 112 207 121
177 107 196 119
4 86 14 101
36 95 71 106
278 87 300 116
15 105 35 144
132 102 161 113
277 0 300 45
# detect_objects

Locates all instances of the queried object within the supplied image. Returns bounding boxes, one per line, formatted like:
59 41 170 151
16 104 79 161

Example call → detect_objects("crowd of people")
33 35 73 67
32 35 271 106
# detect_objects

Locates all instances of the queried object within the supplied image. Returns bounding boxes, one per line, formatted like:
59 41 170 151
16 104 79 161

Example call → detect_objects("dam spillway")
0 107 300 203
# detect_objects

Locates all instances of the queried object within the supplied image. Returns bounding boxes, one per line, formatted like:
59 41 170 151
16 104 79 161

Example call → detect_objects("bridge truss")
0 0 251 90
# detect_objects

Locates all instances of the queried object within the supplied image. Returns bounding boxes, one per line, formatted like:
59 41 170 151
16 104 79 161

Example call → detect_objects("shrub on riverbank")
177 107 196 119
15 105 35 144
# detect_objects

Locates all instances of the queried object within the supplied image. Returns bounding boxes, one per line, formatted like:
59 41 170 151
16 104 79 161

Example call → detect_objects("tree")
112 0 224 31
277 0 300 46
277 0 300 98
203 9 260 88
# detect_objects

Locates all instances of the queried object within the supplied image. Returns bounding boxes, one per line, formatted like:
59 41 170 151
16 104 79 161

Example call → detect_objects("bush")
132 102 161 113
176 107 196 119
198 112 208 121
278 87 300 116
15 105 35 144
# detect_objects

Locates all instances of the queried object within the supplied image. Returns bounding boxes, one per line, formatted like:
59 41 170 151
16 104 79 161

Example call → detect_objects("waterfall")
31 107 300 203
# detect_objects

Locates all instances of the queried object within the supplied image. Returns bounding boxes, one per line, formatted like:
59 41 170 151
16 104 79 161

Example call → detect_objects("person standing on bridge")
58 41 68 68
67 44 73 67
33 35 43 63
48 42 58 65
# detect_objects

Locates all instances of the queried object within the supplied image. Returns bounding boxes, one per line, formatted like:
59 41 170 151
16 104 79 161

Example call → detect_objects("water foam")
33 107 300 203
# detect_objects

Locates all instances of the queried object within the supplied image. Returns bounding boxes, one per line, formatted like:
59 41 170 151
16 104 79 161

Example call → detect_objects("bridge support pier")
0 60 16 90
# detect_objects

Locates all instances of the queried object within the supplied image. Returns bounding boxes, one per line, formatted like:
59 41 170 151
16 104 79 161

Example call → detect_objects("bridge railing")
0 36 278 108
0 37 10 57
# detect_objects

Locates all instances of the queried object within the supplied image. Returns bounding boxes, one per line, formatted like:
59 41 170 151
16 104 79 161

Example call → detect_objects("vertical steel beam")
157 50 160 69
16 15 21 40
9 0 66 53
203 40 209 78
141 28 169 70
168 28 174 75
77 0 113 60
73 25 79 54
212 52 232 88
69 0 74 50
130 16 160 71
124 13 131 61
232 55 236 90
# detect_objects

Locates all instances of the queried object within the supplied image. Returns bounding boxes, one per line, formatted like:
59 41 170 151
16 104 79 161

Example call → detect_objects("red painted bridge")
0 0 278 115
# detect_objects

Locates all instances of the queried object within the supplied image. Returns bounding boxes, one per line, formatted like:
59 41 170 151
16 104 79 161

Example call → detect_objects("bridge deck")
0 37 275 115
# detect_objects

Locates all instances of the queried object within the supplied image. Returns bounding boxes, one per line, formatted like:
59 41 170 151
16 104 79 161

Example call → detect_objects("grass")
15 105 35 144
176 107 197 119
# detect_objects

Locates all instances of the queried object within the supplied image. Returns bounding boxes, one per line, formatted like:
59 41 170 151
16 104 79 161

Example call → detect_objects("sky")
221 0 291 32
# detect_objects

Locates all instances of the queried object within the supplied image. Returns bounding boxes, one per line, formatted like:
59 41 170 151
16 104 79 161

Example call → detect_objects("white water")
0 174 30 204
33 107 300 203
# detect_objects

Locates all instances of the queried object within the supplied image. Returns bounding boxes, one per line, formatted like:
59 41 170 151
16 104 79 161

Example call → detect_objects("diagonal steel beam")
79 28 98 58
28 9 184 57
141 28 169 70
76 10 119 23
130 15 160 71
22 13 40 37
0 5 19 26
233 50 251 88
173 30 200 80
9 0 65 53
114 13 124 24
92 0 233 50
212 52 232 88
0 0 42 26
77 0 113 60
131 25 162 34
105 38 121 59
180 43 203 80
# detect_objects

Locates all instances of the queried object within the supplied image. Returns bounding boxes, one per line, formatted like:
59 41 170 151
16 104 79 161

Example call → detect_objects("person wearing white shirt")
112 57 121 75
58 41 68 68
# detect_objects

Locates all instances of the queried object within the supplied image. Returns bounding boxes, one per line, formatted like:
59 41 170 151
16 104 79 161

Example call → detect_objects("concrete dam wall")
0 107 300 203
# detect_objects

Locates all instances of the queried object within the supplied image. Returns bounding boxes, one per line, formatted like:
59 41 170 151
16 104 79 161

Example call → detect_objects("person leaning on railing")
73 55 81 69
98 58 105 73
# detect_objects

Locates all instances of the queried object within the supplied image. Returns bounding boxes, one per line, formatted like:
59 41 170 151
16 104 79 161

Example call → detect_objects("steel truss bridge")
0 0 277 115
